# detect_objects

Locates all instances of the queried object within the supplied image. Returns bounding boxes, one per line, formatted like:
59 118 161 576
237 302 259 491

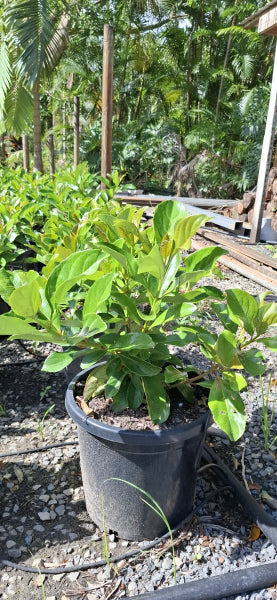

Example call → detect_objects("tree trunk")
22 135 30 171
101 25 114 188
33 80 43 173
62 105 66 161
47 113 55 175
116 31 130 124
133 71 145 121
215 6 237 120
0 134 6 165
74 95 80 169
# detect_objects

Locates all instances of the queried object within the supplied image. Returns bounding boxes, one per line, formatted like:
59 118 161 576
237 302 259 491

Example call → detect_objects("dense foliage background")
0 0 274 197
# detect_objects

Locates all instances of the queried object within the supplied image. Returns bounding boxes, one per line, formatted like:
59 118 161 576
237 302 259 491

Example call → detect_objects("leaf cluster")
1 192 277 441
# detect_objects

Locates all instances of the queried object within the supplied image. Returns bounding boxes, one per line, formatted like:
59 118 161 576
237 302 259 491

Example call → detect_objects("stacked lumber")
223 167 277 231
194 228 277 294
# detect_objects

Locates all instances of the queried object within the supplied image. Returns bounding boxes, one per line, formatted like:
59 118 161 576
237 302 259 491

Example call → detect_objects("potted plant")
1 200 277 540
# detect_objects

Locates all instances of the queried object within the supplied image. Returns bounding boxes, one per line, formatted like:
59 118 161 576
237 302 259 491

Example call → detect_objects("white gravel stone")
55 505 65 516
67 571 79 582
38 511 51 521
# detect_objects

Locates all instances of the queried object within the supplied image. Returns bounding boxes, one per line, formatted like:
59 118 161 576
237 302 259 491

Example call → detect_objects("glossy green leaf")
258 337 277 352
185 246 227 273
0 269 14 303
138 245 165 280
98 242 138 277
215 330 237 366
208 378 246 441
84 364 107 401
121 354 161 376
45 249 105 307
81 314 107 335
104 332 154 351
126 377 144 410
142 374 170 424
9 280 41 317
159 252 180 297
211 302 238 333
164 365 186 383
0 314 63 343
226 289 258 335
105 371 126 399
116 219 139 246
80 350 107 369
150 302 196 327
83 273 115 319
222 371 247 392
166 330 198 346
255 302 277 335
112 292 140 323
153 200 188 242
42 349 84 373
173 214 210 251
112 378 129 412
239 348 266 375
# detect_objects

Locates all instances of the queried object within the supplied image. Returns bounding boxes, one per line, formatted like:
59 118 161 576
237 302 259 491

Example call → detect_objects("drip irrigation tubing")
0 359 38 367
202 443 277 549
0 488 227 575
126 561 277 600
0 441 79 458
125 443 277 600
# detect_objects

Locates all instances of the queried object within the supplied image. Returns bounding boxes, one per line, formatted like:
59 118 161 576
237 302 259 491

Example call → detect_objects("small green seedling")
0 398 6 416
40 385 51 401
33 404 55 441
103 478 177 584
255 372 277 451
101 490 110 568
37 566 46 600
266 244 277 258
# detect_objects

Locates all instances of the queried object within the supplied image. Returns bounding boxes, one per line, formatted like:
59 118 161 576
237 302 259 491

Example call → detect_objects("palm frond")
0 40 12 108
232 55 255 82
2 83 33 135
4 0 68 86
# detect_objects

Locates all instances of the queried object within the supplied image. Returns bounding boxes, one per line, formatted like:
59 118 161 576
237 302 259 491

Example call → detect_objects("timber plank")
199 228 277 270
191 239 277 294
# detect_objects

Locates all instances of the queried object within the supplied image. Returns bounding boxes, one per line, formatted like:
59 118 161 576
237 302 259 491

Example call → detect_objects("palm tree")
1 0 69 172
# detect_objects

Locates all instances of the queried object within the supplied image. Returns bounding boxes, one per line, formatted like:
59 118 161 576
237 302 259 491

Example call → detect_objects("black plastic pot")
65 366 210 541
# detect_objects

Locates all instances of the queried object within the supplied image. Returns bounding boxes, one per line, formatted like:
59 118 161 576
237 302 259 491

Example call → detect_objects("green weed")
103 478 177 584
33 404 55 441
255 372 277 451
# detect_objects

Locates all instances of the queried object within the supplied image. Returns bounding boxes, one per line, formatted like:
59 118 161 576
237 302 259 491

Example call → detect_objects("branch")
130 13 188 34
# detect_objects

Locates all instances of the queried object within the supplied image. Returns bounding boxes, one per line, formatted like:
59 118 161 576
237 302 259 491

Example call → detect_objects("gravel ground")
0 265 277 600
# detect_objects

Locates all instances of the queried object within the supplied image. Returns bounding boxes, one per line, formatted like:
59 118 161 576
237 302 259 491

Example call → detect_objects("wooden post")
74 95 80 169
250 40 277 243
22 134 30 172
101 25 114 190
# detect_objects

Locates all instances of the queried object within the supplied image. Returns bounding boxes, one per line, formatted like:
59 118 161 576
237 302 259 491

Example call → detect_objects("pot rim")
65 364 211 445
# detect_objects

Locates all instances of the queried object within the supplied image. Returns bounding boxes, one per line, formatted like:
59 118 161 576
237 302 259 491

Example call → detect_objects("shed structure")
242 1 277 242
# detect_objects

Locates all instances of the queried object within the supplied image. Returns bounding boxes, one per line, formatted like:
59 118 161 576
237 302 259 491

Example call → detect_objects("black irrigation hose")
0 359 38 367
127 561 277 600
202 443 277 549
126 445 277 600
0 441 79 458
0 488 226 575
16 339 46 360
